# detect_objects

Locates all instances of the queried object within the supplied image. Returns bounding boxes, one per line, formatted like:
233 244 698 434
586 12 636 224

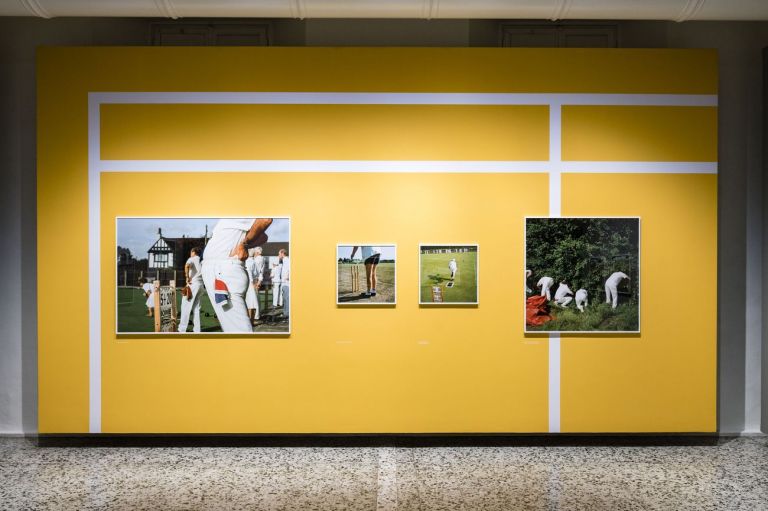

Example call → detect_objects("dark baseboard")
33 433 720 448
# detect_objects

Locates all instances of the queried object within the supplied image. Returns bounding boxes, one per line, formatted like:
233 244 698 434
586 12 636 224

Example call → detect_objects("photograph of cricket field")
336 245 396 305
419 245 478 304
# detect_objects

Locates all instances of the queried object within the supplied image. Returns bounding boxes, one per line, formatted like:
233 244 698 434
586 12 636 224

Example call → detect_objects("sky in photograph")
337 245 397 260
117 217 290 260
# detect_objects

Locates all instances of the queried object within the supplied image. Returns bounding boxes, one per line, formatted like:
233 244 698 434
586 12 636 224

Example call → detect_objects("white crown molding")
154 0 179 19
676 0 706 22
550 0 572 21
3 0 765 21
18 0 50 18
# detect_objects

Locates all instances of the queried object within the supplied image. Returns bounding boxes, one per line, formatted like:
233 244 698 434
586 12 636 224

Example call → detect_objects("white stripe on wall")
560 161 718 174
97 160 717 174
88 96 102 433
98 160 552 173
90 91 718 107
87 91 719 434
548 334 561 433
547 103 562 432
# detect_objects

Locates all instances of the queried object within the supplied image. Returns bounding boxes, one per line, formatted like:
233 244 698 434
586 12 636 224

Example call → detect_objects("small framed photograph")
419 244 479 305
336 244 397 305
525 217 640 334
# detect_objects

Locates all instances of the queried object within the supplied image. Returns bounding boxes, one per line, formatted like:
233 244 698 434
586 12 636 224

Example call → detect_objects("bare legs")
365 262 377 292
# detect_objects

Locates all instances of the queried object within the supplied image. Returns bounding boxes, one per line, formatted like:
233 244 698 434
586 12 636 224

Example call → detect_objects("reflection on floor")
1 436 767 510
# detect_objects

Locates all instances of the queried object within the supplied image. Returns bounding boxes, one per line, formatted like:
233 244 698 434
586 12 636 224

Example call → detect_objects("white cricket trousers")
281 284 290 317
541 284 552 301
605 283 619 309
273 282 283 307
556 296 573 307
202 259 253 333
245 282 260 319
178 280 203 333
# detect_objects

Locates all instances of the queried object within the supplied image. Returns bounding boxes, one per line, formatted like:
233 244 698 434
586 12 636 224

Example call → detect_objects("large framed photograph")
525 217 640 334
336 244 396 305
419 244 479 305
117 217 291 335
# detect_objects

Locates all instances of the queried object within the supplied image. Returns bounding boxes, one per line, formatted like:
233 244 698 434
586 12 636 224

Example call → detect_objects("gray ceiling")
3 0 768 21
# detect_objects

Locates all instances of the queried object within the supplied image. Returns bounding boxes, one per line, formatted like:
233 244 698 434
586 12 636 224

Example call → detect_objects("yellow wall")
101 104 550 161
101 173 548 433
38 48 717 433
562 106 718 162
561 174 717 432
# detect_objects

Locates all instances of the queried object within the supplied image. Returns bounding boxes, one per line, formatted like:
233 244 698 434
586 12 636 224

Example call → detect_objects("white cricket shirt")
203 218 255 260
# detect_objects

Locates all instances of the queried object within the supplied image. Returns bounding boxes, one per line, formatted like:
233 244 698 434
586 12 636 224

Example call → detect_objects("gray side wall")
763 47 768 434
0 17 763 434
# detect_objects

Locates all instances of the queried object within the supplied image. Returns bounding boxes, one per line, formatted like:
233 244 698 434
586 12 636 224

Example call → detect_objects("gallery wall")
0 18 765 435
35 46 717 434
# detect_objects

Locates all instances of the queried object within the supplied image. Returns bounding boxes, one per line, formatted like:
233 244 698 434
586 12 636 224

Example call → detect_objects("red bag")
526 295 553 327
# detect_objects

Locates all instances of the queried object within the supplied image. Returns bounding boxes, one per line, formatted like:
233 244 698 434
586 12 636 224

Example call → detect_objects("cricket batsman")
202 218 272 333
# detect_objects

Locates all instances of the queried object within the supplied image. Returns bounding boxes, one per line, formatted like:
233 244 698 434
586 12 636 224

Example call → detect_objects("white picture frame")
116 216 291 336
418 243 480 306
524 216 641 334
336 243 397 306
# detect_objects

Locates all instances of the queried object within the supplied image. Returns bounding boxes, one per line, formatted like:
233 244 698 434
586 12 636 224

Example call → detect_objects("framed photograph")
525 217 640 334
336 244 397 305
419 244 479 305
116 217 291 335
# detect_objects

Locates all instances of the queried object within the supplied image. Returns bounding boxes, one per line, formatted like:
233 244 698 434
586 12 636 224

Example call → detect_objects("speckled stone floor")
1 436 767 510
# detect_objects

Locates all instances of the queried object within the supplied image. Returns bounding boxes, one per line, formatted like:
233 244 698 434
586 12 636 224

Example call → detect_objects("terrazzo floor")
1 436 767 510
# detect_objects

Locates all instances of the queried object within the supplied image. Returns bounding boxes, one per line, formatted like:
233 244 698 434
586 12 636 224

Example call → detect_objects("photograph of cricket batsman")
336 244 396 305
116 217 290 335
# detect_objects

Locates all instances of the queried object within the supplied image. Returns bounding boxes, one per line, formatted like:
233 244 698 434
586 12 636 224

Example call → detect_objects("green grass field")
117 287 290 333
420 251 478 303
117 287 221 333
337 262 396 304
527 301 639 332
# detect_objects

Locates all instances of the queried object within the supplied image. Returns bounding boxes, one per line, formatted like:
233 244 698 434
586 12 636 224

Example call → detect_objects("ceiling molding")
676 0 706 22
18 0 50 18
3 0 767 21
154 0 179 19
550 0 572 21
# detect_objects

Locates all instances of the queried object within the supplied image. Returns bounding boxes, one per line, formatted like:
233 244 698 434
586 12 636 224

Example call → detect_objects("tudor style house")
148 228 210 271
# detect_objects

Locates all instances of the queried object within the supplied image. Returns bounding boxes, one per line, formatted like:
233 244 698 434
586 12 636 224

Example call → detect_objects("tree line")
526 218 639 301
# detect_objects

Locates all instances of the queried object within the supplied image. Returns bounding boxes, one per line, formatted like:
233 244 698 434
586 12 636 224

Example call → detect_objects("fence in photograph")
421 246 477 254
153 280 177 333
118 268 187 288
118 267 283 289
